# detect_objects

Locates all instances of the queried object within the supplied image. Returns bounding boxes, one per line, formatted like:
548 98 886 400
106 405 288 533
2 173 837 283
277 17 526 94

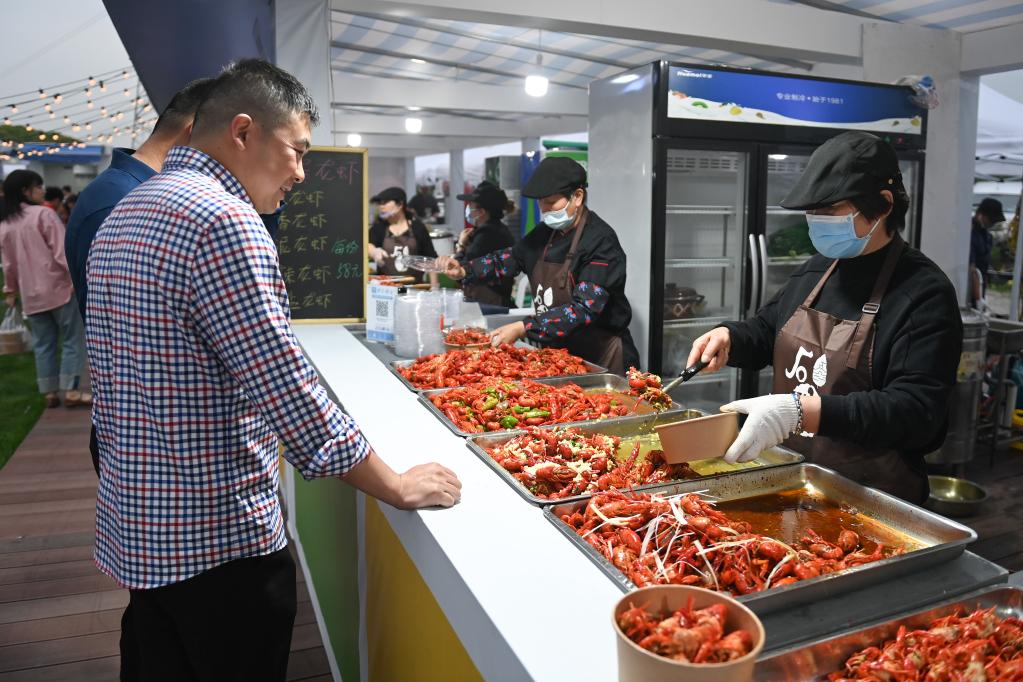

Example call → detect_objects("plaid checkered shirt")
87 146 369 589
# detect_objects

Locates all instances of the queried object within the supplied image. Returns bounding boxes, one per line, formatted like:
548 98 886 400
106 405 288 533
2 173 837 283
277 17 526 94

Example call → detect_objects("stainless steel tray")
418 373 685 438
543 463 976 615
466 411 803 506
755 585 1022 680
388 357 608 393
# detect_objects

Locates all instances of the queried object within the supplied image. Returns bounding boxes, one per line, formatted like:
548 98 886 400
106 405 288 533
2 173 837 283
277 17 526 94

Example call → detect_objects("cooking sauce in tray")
714 489 925 554
614 433 761 476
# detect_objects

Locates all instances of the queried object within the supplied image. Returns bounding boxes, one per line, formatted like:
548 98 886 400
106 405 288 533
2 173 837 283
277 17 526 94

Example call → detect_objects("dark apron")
529 207 625 375
772 235 928 504
380 227 422 283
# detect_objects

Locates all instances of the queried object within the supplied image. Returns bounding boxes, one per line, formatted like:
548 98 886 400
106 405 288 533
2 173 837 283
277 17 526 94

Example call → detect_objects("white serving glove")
720 394 800 464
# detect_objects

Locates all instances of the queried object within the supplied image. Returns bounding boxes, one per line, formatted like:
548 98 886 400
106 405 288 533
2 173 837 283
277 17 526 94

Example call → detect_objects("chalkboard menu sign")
276 146 367 322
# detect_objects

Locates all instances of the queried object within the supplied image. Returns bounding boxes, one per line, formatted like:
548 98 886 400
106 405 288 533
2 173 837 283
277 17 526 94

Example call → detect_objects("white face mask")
541 195 577 231
464 205 476 225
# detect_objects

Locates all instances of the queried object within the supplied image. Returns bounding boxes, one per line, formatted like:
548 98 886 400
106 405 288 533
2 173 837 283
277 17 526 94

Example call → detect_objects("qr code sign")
375 299 391 318
367 282 397 342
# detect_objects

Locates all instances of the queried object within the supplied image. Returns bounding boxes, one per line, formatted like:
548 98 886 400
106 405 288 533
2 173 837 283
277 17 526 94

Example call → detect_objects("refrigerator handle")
757 234 769 311
748 234 760 317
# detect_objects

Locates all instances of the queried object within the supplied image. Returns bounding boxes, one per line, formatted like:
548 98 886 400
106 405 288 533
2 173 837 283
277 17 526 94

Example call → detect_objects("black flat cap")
976 197 1005 223
781 132 902 211
457 180 507 214
522 156 587 199
370 186 406 204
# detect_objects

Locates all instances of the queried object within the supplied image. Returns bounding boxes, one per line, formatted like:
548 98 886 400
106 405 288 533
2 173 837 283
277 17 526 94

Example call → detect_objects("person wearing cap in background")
439 156 640 374
688 131 961 504
969 197 1004 305
368 186 438 286
453 180 515 307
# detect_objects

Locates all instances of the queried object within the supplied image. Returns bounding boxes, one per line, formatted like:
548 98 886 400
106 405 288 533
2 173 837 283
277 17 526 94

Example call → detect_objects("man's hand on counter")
436 255 466 280
688 326 731 373
343 450 462 509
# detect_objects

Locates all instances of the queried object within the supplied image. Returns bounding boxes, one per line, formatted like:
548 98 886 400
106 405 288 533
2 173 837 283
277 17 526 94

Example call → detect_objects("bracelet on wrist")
790 391 804 435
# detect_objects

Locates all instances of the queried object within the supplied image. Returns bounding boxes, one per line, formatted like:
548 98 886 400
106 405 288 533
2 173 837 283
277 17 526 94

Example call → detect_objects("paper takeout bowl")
654 411 739 464
612 585 764 682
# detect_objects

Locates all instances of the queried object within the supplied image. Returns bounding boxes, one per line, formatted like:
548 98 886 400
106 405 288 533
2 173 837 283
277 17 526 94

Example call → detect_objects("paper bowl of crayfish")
612 585 764 682
443 326 491 351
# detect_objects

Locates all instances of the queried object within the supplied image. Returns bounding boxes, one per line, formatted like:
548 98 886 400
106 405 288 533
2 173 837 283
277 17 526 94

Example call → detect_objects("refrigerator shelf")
766 206 805 216
665 204 736 216
664 258 735 269
767 255 812 266
663 315 732 329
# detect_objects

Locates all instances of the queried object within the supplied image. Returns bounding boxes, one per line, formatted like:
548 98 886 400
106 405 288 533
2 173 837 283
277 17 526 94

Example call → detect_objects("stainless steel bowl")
926 475 987 517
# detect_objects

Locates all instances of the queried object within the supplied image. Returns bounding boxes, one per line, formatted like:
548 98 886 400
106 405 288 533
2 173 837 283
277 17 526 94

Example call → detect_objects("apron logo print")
812 354 828 388
392 245 410 272
534 285 554 314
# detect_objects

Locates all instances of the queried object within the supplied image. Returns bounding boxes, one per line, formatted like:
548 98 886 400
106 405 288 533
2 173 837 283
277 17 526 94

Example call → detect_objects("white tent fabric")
976 83 1023 179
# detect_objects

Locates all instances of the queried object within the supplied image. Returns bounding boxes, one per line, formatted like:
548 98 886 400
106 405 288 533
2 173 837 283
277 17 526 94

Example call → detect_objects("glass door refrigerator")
589 62 927 412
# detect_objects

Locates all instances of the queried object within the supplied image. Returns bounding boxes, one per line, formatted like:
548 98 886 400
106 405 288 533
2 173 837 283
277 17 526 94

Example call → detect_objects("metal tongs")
661 359 709 394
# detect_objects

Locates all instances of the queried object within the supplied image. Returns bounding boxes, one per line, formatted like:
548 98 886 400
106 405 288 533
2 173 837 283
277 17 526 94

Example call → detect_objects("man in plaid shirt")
86 59 461 681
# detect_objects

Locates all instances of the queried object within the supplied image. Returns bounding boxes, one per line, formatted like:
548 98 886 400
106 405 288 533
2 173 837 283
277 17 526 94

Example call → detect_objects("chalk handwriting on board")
276 148 366 319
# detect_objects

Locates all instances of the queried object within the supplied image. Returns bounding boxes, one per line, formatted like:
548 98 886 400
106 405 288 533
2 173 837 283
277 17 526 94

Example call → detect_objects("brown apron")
529 207 625 374
772 235 928 504
379 226 423 283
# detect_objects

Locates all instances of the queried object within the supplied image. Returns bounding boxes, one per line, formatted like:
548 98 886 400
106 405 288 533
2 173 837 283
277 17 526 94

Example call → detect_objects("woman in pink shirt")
1 170 90 408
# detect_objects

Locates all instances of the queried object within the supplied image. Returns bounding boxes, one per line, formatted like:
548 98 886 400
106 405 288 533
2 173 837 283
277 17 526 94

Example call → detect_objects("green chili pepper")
499 415 520 429
482 387 497 397
522 409 551 419
481 396 499 411
511 405 530 414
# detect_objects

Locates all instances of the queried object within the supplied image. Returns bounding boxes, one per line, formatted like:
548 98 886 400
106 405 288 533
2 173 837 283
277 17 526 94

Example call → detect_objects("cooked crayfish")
398 345 589 389
617 598 754 663
828 605 1023 681
562 491 901 596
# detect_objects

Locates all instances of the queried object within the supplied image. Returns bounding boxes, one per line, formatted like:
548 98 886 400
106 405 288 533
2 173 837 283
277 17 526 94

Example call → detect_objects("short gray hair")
191 58 318 136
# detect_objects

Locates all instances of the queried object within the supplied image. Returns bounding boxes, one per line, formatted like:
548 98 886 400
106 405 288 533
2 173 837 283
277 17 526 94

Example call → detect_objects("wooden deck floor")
0 408 331 682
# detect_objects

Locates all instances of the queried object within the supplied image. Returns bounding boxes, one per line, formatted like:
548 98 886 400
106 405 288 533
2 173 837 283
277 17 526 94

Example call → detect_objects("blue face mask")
541 201 576 231
806 211 882 259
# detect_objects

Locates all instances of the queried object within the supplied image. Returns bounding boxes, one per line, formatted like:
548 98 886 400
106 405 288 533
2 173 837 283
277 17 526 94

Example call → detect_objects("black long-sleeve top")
457 218 515 304
722 238 962 459
463 210 632 343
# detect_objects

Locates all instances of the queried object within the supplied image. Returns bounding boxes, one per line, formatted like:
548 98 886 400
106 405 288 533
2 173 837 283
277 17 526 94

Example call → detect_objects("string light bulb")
53 94 62 103
38 133 45 140
63 116 70 124
44 104 52 113
49 112 55 119
122 70 129 80
99 81 106 92
85 88 92 97
87 100 93 109
10 105 17 113
85 123 92 130
100 107 107 116
72 124 80 132
25 124 33 132
123 89 130 98
3 117 9 125
88 76 96 86
117 112 124 120
38 89 46 99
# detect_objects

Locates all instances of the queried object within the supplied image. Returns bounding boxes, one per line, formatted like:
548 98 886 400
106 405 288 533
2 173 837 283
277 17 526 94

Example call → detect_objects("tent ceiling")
782 0 1023 34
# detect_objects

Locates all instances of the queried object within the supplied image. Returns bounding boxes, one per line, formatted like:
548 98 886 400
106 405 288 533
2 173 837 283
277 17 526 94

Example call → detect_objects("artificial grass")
0 351 44 469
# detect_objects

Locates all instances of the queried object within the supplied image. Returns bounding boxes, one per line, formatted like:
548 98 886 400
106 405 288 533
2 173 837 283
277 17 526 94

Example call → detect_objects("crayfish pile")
561 492 900 594
828 606 1023 681
398 345 590 389
626 368 673 412
617 598 754 663
429 378 630 433
485 427 698 499
444 327 489 346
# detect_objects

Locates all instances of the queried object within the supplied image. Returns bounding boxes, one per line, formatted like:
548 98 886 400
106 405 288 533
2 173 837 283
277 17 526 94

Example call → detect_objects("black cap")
976 197 1005 223
370 186 406 204
521 156 587 199
457 180 507 214
780 132 903 211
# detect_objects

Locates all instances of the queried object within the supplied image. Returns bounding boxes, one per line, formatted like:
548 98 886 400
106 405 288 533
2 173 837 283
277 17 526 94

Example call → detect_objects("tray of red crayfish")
465 412 803 506
419 373 685 437
754 585 1023 680
389 344 607 392
544 464 976 616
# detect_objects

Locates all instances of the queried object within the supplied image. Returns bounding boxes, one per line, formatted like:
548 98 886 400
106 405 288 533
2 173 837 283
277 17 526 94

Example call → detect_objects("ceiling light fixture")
524 30 548 98
347 133 362 147
611 74 639 85
404 117 422 134
410 58 426 64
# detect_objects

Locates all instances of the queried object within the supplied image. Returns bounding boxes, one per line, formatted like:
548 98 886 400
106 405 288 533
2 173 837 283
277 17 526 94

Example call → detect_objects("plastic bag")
0 305 31 353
